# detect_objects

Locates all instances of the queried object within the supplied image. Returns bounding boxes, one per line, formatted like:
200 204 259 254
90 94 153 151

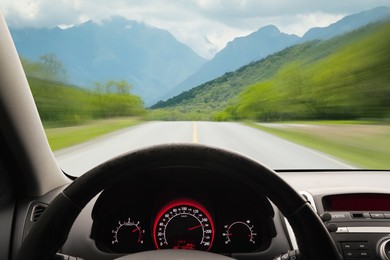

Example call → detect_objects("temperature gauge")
222 220 258 252
111 218 145 252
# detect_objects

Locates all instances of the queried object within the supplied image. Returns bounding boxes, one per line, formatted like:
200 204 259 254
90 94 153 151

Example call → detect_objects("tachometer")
153 199 214 251
111 218 145 252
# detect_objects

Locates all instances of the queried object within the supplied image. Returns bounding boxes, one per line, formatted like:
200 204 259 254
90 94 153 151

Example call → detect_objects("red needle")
132 228 139 233
188 224 202 231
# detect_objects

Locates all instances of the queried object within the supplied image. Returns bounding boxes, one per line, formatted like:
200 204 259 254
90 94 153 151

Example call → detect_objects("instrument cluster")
90 166 276 255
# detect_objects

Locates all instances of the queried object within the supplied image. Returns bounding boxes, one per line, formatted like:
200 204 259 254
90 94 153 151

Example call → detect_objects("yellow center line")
192 122 198 143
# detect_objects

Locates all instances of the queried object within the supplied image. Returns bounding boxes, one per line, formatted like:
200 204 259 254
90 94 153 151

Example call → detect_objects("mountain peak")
256 25 281 35
100 16 141 28
302 6 390 41
163 24 300 100
11 18 206 105
161 6 390 102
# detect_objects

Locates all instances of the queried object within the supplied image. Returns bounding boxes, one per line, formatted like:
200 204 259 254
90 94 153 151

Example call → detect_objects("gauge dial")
111 218 145 251
153 199 215 251
222 220 257 252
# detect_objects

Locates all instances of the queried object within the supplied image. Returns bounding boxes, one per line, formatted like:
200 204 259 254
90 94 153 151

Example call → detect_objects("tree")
20 54 67 82
39 53 67 82
95 80 133 95
94 80 144 118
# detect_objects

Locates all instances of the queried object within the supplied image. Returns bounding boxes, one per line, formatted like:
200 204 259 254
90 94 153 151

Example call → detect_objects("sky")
1 0 389 59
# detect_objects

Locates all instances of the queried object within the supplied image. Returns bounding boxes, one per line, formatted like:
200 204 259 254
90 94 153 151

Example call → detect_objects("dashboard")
90 166 276 255
15 169 390 259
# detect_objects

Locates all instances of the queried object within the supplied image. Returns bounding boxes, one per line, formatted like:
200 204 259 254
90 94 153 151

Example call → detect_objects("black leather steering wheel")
16 144 342 260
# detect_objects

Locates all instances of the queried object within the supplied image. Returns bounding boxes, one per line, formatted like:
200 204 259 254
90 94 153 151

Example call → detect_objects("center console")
322 194 390 260
285 192 390 260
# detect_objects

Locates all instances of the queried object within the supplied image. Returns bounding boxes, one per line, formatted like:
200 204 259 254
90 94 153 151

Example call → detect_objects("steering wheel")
16 144 341 260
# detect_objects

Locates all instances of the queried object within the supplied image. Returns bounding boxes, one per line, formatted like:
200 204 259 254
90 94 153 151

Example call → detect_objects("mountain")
10 17 206 105
164 25 300 100
11 7 390 106
232 20 390 121
151 20 390 121
302 6 390 41
161 6 390 103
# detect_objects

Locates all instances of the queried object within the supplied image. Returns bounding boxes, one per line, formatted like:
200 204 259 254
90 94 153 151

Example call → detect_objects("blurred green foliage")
21 53 67 82
45 117 142 150
145 108 212 121
248 122 390 169
22 53 145 127
27 77 145 127
226 21 390 121
153 21 390 122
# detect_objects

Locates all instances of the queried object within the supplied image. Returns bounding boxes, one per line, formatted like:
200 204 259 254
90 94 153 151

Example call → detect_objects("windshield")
1 1 389 176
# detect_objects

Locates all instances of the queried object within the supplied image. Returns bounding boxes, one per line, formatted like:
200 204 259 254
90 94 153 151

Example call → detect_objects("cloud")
270 12 346 37
1 0 388 58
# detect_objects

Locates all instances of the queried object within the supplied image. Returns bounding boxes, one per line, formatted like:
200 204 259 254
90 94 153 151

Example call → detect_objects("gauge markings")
223 220 257 245
153 199 214 251
112 218 145 246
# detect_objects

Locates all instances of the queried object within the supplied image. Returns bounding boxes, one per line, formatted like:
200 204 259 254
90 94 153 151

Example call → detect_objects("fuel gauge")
222 220 258 252
111 218 145 252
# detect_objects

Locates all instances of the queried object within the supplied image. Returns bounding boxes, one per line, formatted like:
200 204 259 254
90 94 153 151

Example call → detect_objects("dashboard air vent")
30 204 47 222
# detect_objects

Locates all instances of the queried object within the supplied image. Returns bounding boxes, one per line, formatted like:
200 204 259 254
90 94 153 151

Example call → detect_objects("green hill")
28 77 145 127
151 21 390 121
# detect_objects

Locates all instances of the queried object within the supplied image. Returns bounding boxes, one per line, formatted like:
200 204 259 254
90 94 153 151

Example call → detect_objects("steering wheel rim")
16 144 342 260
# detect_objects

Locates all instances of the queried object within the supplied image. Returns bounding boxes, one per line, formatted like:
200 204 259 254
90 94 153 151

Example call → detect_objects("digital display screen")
323 194 390 211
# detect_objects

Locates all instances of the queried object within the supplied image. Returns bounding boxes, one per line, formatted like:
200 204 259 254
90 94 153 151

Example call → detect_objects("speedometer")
153 199 215 251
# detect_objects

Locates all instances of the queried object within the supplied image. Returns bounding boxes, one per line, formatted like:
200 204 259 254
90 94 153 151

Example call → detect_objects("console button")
356 242 369 250
342 242 353 249
343 250 359 258
342 242 369 250
336 227 348 233
343 250 370 258
358 250 370 257
370 213 385 219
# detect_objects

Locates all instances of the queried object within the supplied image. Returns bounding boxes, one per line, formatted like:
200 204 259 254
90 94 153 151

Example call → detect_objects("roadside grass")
245 121 390 169
263 120 381 125
45 117 142 151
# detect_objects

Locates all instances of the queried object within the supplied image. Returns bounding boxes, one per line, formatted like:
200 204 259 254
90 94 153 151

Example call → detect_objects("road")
55 121 354 176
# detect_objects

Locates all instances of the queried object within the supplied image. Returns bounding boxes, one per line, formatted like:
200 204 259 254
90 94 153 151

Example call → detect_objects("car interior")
1 10 390 260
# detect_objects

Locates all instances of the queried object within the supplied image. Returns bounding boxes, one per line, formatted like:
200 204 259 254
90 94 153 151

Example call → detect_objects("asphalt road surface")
55 121 354 176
